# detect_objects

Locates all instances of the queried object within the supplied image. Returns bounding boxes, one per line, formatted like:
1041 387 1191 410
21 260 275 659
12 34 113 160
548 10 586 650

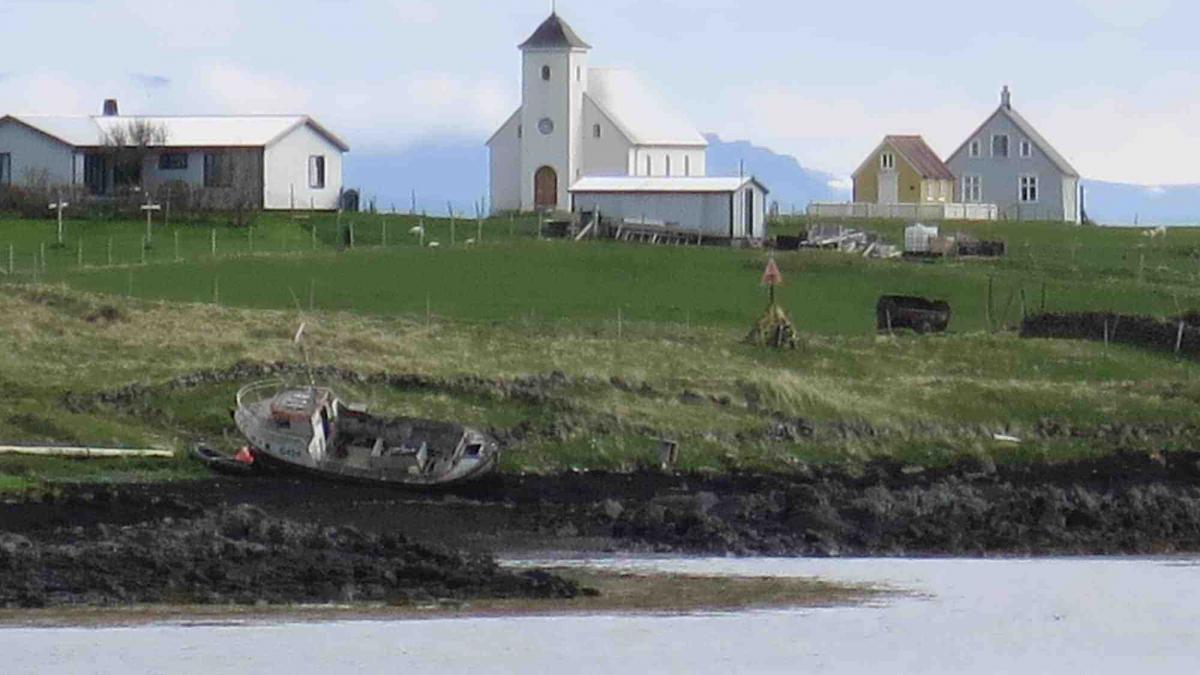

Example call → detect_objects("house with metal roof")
0 99 349 210
852 135 956 206
945 87 1081 223
487 13 714 215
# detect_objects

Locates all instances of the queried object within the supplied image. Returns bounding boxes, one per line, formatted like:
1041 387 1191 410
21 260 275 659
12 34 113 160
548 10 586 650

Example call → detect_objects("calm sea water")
4 557 1199 674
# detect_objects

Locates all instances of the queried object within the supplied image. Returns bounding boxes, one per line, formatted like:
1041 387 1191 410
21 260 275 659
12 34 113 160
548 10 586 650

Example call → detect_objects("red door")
534 166 558 210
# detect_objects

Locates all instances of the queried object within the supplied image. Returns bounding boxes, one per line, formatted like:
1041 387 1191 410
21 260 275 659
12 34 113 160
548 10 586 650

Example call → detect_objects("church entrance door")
534 166 558 210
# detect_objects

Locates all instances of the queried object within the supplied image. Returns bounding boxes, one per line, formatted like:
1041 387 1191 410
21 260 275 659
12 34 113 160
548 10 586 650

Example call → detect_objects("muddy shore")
4 450 1200 581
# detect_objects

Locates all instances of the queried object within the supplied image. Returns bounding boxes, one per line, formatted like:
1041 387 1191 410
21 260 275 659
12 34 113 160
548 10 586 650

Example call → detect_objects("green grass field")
5 212 1200 336
0 211 1198 492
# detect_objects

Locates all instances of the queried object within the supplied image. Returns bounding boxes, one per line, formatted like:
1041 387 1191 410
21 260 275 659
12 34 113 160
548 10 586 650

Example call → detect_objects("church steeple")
519 12 591 50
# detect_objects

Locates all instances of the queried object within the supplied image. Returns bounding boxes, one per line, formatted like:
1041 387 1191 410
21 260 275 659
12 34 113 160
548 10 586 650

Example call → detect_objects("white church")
487 13 768 240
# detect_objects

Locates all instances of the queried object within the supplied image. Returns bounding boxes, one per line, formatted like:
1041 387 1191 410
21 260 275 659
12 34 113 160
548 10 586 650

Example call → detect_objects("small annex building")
0 99 349 210
853 135 955 205
570 176 768 240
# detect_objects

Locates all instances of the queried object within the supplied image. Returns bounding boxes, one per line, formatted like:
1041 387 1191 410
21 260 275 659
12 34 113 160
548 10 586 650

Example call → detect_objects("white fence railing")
806 202 999 221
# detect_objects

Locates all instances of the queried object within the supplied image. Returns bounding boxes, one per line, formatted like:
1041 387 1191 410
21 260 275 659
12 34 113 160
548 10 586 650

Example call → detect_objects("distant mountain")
343 138 488 216
342 133 847 215
703 134 848 210
342 135 1197 225
1082 181 1200 226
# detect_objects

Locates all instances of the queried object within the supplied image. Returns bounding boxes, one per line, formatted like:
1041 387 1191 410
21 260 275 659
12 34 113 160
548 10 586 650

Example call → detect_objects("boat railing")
235 380 286 412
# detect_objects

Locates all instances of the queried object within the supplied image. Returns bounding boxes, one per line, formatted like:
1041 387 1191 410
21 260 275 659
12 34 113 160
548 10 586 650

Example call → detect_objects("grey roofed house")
0 99 348 210
519 12 592 50
945 86 1082 223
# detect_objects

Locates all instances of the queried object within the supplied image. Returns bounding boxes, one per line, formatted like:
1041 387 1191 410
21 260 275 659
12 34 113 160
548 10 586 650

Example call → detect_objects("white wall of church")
519 47 588 211
488 112 522 212
630 146 707 177
580 98 632 177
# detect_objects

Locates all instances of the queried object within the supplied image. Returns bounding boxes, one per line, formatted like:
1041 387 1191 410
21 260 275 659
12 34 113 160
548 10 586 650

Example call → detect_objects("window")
158 153 188 171
962 175 982 202
666 156 672 176
969 140 981 158
517 124 522 139
1019 175 1038 203
577 66 581 81
880 152 895 170
593 123 601 139
645 156 652 176
1020 140 1032 158
84 154 109 194
0 153 10 186
684 155 691 177
992 134 1010 158
203 152 233 188
541 65 551 81
537 118 554 135
309 155 326 189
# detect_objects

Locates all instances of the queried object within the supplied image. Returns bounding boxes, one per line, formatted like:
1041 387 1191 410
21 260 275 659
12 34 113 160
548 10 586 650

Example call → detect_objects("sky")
1 0 1196 186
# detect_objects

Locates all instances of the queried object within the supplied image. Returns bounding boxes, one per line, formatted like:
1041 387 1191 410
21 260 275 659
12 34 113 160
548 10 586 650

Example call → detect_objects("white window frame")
962 175 982 203
991 133 1010 158
969 140 981 158
1019 174 1039 203
1019 139 1032 158
880 152 896 170
308 155 326 190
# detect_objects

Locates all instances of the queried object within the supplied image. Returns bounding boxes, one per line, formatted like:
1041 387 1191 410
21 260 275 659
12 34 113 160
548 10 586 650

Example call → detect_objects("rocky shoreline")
3 450 1200 607
0 503 582 609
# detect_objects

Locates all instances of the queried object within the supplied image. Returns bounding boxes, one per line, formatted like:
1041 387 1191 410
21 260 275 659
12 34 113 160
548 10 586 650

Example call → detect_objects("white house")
945 87 1081 223
488 14 715 211
571 176 769 240
0 99 349 210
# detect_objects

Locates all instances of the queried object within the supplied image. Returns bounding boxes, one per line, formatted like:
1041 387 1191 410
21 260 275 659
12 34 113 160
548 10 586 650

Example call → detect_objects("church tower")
518 13 590 212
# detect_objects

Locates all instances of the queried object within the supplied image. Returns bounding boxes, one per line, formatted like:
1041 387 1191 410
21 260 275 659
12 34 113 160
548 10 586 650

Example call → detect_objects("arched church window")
593 124 601 139
541 65 551 81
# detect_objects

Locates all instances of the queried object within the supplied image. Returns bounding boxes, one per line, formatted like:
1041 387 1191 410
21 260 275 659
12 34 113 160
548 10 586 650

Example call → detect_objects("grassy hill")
1 211 1198 492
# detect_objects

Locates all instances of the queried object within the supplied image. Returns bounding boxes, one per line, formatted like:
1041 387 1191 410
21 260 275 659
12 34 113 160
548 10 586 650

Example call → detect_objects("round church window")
538 118 555 135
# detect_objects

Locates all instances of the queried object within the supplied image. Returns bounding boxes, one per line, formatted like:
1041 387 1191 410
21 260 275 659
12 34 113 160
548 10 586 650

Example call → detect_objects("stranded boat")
232 380 500 487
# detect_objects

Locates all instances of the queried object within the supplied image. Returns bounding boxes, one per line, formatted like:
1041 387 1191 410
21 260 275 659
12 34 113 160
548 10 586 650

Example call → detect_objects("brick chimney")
1001 86 1011 110
102 99 119 116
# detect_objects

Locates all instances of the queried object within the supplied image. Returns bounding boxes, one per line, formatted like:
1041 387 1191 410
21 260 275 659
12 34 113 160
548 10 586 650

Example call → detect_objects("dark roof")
519 13 591 50
885 135 956 180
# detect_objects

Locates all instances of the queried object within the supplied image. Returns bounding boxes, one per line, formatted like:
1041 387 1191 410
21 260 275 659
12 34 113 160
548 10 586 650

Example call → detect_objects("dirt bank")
6 450 1200 567
0 502 581 609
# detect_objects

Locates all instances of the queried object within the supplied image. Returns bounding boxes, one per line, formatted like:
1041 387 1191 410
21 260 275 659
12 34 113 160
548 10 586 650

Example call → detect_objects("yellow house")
852 135 955 205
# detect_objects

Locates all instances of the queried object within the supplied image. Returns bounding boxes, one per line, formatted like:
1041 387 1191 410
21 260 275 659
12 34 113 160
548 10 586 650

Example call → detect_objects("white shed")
569 176 769 241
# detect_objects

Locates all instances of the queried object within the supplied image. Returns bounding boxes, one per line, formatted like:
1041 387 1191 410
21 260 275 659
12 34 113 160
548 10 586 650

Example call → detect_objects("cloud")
388 0 440 24
1074 0 1175 28
195 64 313 113
131 73 171 89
